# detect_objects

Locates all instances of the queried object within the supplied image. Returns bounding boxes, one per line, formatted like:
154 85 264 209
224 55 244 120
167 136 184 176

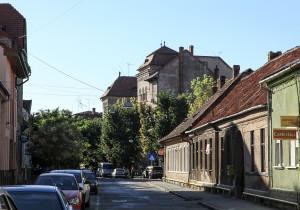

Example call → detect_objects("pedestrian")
131 166 135 179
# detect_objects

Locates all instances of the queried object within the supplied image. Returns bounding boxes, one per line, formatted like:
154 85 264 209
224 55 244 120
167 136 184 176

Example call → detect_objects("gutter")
185 104 267 134
259 59 300 85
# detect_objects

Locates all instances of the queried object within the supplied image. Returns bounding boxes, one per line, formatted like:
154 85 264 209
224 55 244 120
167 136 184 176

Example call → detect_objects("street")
90 178 208 210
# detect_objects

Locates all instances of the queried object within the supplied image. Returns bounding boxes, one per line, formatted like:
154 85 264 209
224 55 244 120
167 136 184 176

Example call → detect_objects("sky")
2 0 300 114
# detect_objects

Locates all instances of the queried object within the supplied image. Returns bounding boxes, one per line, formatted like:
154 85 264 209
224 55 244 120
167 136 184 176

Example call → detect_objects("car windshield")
36 176 78 190
85 173 96 179
103 164 114 170
7 191 63 210
153 167 163 170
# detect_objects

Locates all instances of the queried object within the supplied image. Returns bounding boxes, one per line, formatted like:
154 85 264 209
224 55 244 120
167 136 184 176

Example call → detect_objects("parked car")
3 185 73 210
51 169 91 208
142 166 163 179
82 170 98 194
34 173 82 210
0 186 18 210
111 168 127 178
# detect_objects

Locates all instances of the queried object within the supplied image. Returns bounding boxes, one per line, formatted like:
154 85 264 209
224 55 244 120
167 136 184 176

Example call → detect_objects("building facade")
100 74 137 114
261 50 300 204
136 44 233 105
0 4 31 184
160 45 300 206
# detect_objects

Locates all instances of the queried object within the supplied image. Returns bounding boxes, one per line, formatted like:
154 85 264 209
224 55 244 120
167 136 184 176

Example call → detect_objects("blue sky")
3 0 300 113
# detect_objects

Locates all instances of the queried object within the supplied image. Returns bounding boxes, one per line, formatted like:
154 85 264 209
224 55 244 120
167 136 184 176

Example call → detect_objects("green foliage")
187 74 215 116
138 91 189 156
100 98 141 168
28 108 85 169
76 118 102 169
138 102 157 154
154 90 189 139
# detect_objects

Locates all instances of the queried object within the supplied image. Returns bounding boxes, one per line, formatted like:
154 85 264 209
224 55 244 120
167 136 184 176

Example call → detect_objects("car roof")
51 169 82 174
39 172 76 177
3 185 59 192
0 186 10 195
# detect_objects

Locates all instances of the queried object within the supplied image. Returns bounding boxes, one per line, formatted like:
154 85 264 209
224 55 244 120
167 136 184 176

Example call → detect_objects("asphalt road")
90 177 209 210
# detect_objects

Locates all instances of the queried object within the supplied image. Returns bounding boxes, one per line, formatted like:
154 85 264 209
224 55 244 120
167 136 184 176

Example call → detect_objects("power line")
19 0 83 38
24 91 99 97
28 52 104 92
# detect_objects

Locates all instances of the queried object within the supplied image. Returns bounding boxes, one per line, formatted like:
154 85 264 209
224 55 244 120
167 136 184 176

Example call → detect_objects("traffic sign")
148 154 157 161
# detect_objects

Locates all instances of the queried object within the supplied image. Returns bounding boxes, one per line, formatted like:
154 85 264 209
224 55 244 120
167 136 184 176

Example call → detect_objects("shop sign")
273 128 298 140
281 116 299 127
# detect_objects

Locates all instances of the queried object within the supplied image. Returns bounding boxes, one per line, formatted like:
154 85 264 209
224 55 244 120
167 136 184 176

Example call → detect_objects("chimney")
268 51 282 61
218 76 226 89
232 65 240 78
189 45 194 55
179 46 184 93
214 65 219 81
212 86 218 94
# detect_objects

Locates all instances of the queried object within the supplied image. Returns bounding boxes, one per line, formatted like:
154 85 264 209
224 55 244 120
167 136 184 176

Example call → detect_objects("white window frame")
275 140 283 166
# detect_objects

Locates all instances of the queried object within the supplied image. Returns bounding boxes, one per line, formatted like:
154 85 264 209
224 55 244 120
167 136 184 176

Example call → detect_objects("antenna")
127 63 133 76
76 98 87 112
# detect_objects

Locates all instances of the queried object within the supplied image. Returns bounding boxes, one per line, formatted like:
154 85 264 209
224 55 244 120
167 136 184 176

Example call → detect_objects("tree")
187 74 215 116
28 108 85 169
76 118 102 169
154 90 189 139
100 98 141 168
138 102 157 155
138 90 189 158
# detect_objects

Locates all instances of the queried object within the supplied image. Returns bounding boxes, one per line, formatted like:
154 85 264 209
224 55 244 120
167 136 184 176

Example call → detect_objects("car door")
83 173 90 202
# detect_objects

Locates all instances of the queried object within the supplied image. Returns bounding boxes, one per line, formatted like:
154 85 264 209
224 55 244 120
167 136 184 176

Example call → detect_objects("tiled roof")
191 45 300 130
0 4 26 48
159 69 253 143
138 46 178 70
101 76 137 99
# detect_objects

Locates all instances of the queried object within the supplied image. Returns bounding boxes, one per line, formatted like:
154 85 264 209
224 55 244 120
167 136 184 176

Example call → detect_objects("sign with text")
273 128 298 140
281 116 299 127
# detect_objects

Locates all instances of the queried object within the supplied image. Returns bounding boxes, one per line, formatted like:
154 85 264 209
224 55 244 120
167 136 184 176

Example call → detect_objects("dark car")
3 185 73 210
35 173 82 210
0 186 18 210
142 166 163 179
82 170 98 194
51 169 91 208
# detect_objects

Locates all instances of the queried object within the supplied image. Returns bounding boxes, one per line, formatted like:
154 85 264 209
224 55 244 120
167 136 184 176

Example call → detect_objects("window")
226 135 231 165
250 131 255 172
200 141 203 170
275 140 282 166
221 137 225 171
204 140 207 170
260 129 266 172
289 140 299 167
196 142 199 169
209 138 212 171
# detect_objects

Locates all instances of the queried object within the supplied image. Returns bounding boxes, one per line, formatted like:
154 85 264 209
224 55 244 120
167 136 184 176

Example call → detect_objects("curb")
148 182 220 210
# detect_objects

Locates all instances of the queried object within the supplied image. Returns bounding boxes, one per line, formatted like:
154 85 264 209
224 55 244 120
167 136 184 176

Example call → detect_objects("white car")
111 168 127 178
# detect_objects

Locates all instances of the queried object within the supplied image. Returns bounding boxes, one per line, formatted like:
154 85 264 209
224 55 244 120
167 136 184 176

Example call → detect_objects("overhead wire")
19 0 83 38
28 52 105 92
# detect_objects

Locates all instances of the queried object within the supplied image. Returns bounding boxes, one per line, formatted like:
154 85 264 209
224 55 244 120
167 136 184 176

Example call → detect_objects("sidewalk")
147 180 275 210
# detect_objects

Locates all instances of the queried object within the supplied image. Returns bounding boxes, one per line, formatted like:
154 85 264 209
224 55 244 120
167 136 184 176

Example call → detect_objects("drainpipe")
260 82 272 197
